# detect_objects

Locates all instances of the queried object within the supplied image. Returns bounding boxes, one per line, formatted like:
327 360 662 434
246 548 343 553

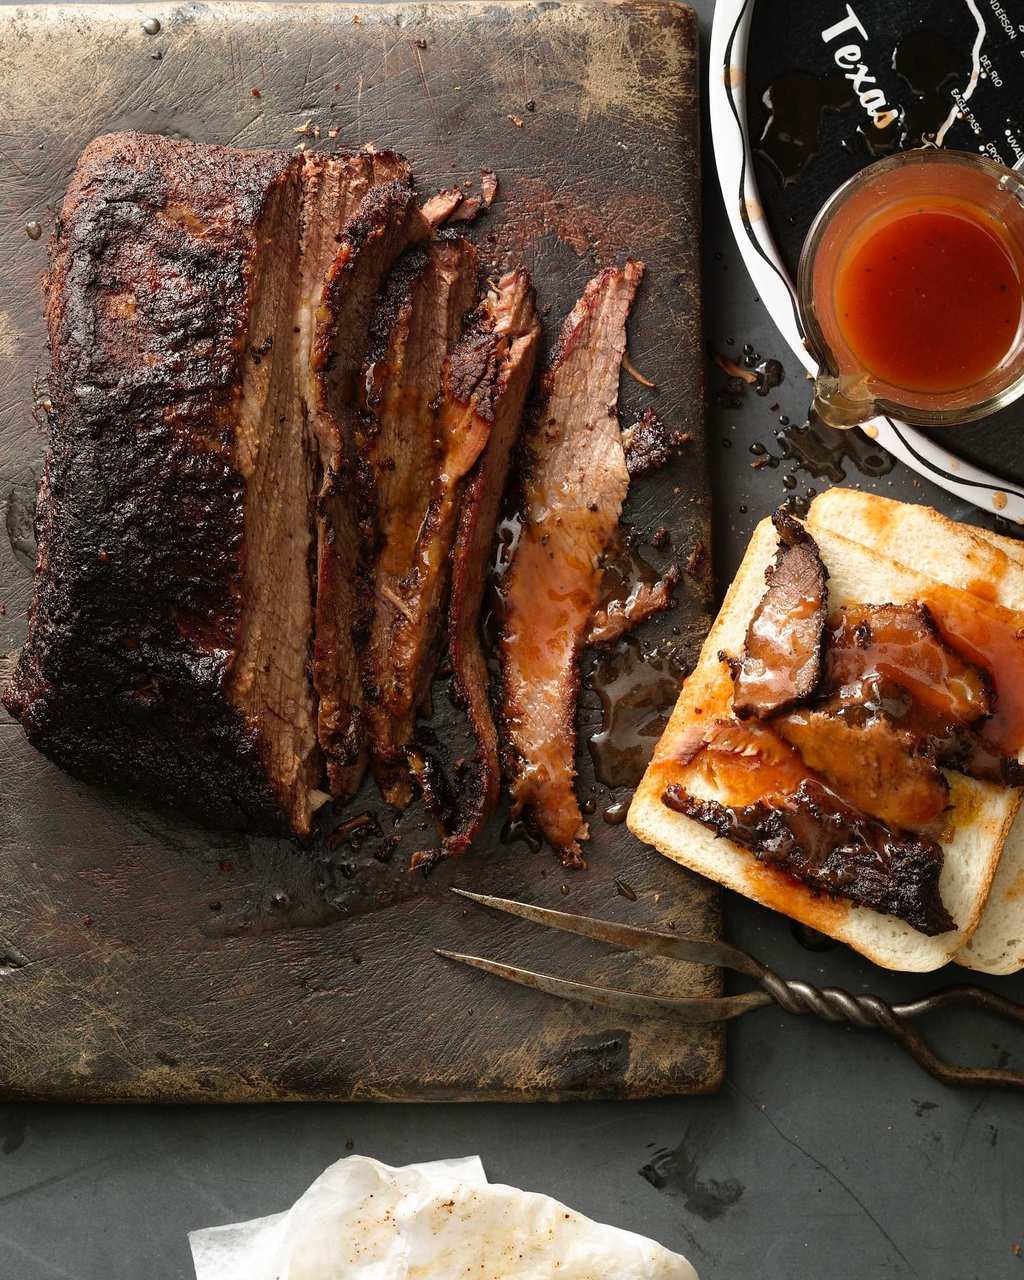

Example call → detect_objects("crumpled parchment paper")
188 1153 699 1280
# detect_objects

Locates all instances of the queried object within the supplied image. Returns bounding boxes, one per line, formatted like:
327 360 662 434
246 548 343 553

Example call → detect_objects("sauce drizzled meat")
659 514 994 933
824 604 990 725
11 132 676 862
773 707 949 831
821 603 1024 785
359 237 479 806
664 779 953 936
585 569 679 646
726 511 828 720
439 270 541 860
584 534 679 647
656 508 1024 934
922 586 1024 761
499 261 644 866
665 718 952 934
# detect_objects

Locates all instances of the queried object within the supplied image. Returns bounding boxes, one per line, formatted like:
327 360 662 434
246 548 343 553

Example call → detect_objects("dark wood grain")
0 0 720 1101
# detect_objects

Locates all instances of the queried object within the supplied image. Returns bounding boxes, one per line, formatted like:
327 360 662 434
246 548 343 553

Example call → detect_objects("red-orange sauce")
744 860 850 934
966 576 999 603
924 585 1024 755
835 202 1022 393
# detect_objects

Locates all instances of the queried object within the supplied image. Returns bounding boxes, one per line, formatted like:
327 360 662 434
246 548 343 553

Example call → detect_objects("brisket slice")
773 706 949 832
359 236 479 806
820 604 1024 785
499 261 644 867
664 779 953 936
3 132 314 833
664 720 953 934
727 511 828 720
309 174 431 798
432 269 540 860
585 574 678 645
585 540 679 647
824 603 991 724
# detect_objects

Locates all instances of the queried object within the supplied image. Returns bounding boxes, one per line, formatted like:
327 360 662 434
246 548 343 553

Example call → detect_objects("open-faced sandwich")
628 489 1024 974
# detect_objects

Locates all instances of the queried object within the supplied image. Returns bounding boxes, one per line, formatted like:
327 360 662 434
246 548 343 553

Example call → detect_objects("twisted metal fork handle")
759 973 1024 1091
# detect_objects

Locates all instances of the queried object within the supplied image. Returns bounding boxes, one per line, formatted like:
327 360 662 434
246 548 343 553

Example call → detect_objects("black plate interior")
745 0 1024 485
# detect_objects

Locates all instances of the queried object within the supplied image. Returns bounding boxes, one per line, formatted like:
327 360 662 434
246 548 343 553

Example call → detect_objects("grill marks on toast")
499 261 644 867
359 237 479 805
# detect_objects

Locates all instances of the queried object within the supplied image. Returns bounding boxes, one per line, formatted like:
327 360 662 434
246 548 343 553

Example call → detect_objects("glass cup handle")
998 172 1024 210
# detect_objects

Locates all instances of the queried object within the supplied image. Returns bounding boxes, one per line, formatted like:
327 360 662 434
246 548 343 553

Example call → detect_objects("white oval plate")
709 0 1024 524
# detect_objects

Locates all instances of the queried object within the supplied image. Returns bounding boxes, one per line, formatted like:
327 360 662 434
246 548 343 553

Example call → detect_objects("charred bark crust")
2 133 432 836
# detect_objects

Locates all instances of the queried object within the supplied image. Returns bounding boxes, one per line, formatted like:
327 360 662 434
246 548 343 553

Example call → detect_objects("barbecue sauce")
664 777 952 935
825 604 991 724
925 586 1024 757
834 201 1023 394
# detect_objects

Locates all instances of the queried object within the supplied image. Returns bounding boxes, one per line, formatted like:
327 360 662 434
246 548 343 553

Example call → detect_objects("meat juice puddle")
587 638 685 793
748 413 895 490
714 344 895 491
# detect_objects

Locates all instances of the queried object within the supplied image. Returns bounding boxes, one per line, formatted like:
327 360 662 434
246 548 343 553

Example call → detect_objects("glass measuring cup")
797 150 1024 430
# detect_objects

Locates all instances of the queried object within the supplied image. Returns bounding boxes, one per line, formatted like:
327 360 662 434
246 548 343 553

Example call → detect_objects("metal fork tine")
445 900 1024 1092
451 889 765 979
435 949 773 1023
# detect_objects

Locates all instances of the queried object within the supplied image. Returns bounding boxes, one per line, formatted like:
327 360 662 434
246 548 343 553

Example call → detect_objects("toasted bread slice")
628 517 1021 972
808 488 1024 607
808 490 1024 974
955 816 1024 974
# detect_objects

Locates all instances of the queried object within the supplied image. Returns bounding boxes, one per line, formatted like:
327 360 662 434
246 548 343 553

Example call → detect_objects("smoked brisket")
359 236 479 806
440 269 541 858
498 261 644 866
3 133 430 836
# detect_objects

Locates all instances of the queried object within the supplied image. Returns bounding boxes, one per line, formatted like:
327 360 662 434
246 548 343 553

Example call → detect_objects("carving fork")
438 890 1024 1091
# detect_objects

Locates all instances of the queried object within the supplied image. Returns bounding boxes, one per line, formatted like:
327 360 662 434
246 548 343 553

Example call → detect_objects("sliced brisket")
663 718 953 934
585 543 679 647
499 261 644 866
823 603 991 724
309 173 431 798
3 133 430 836
664 780 954 936
819 603 1024 784
439 269 541 859
727 511 828 720
773 706 949 832
359 236 479 806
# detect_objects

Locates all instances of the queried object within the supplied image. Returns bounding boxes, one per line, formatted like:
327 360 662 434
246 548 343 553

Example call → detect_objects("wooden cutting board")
0 0 720 1101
